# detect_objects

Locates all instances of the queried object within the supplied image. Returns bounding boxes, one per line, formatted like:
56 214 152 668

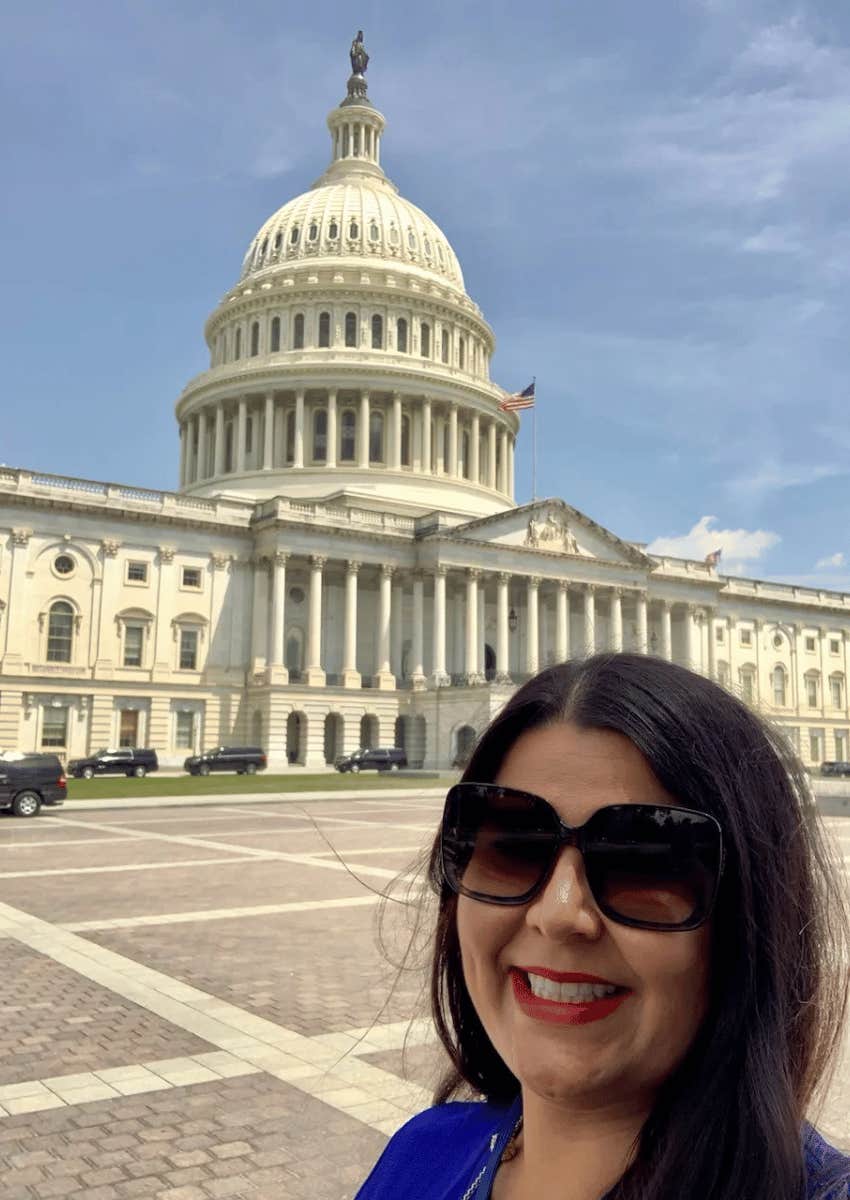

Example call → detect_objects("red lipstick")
511 968 631 1026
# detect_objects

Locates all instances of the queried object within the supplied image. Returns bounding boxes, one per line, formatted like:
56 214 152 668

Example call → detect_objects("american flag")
500 381 535 412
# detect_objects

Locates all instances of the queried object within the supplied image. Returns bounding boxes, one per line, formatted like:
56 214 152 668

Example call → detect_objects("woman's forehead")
494 722 677 818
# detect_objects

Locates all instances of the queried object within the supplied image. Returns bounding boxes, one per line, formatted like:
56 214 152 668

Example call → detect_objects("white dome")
241 176 465 292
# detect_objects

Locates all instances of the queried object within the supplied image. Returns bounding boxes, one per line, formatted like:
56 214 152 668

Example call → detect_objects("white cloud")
724 460 847 502
815 552 846 569
647 515 779 564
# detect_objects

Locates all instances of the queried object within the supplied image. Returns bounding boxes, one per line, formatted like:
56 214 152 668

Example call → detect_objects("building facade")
2 55 850 770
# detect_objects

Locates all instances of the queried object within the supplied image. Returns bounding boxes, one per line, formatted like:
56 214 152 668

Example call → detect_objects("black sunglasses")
440 783 725 931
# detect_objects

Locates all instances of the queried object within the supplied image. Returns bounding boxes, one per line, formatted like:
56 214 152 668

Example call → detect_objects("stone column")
526 576 540 675
557 582 570 662
583 585 596 656
391 392 402 469
448 405 458 477
411 571 426 689
636 592 648 654
327 389 338 468
470 412 480 483
610 587 623 652
435 415 446 474
478 583 486 682
421 397 432 474
236 398 247 473
1 528 31 672
305 555 326 686
465 569 483 684
496 572 512 683
294 389 305 468
179 423 187 487
488 421 497 489
250 556 268 670
707 607 717 679
391 573 404 679
499 429 509 493
358 390 370 468
661 600 673 661
196 411 208 480
431 566 449 687
263 391 274 470
685 604 699 670
342 560 360 688
268 551 288 683
376 565 395 689
507 436 515 500
213 406 225 476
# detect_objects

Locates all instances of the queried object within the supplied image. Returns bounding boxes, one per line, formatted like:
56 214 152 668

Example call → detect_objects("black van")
335 747 408 773
184 747 267 776
67 748 159 779
0 754 66 817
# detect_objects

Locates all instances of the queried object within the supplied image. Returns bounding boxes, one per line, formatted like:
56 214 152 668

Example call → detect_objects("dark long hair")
425 654 849 1200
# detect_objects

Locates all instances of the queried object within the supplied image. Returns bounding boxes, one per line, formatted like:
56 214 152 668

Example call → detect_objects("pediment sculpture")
525 509 579 554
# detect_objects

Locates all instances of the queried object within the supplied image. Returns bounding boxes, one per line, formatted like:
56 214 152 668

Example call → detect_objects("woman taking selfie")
356 653 849 1200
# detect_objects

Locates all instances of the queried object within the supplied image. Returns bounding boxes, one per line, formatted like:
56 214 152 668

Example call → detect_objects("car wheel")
198 764 211 777
133 766 146 778
12 791 41 818
390 763 399 772
82 767 94 780
351 764 360 773
245 763 257 775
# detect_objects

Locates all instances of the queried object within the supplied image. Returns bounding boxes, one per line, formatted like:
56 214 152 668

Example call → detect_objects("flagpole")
531 375 537 501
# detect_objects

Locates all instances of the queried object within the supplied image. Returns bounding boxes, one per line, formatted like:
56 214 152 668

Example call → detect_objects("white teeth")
526 973 619 1002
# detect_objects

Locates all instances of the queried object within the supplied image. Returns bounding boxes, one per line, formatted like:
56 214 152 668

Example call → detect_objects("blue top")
355 1099 850 1199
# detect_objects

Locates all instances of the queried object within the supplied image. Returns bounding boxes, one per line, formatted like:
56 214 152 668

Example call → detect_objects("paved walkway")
0 796 845 1198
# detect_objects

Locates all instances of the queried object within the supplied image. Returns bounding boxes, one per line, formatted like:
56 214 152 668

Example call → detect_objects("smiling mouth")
514 969 630 1004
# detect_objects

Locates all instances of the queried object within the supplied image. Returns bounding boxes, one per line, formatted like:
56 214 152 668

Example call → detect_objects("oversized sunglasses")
439 783 725 931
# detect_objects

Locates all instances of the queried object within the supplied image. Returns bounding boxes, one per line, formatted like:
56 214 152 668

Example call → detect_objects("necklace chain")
459 1115 523 1200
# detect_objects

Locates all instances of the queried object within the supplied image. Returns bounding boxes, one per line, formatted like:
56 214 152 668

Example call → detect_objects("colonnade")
179 389 513 496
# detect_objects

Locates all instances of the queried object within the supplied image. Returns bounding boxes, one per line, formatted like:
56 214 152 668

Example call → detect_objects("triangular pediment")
443 499 651 567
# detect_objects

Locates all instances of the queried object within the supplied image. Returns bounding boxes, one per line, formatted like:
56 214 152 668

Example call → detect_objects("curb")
55 787 449 813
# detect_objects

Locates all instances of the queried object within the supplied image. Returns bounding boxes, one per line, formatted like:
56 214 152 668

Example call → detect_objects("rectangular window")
175 710 195 749
807 678 819 708
739 629 752 647
835 730 848 760
830 638 841 655
126 561 148 584
179 629 199 670
41 707 68 747
741 673 754 704
123 624 144 668
716 627 725 643
831 678 844 708
809 730 823 763
118 709 139 748
181 567 202 590
805 636 816 652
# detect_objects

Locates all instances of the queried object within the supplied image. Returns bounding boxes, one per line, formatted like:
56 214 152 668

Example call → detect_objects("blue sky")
3 0 850 587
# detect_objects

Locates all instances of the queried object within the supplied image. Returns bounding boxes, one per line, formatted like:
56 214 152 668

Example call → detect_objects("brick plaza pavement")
0 794 846 1199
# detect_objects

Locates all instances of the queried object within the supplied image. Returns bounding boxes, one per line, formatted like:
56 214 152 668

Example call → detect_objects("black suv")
0 754 66 817
184 747 267 776
821 761 850 777
335 747 408 773
67 748 159 779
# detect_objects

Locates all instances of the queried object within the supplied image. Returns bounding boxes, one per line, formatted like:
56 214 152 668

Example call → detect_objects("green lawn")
66 771 458 801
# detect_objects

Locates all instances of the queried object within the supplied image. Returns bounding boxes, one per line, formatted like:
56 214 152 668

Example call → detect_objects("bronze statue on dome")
350 31 369 76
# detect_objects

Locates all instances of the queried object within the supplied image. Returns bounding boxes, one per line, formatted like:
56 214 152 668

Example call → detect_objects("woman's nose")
524 846 604 939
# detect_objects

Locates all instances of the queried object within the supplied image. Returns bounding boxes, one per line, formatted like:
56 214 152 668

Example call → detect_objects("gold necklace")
500 1115 524 1163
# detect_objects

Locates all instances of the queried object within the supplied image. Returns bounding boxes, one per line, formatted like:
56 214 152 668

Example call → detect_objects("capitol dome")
175 46 517 518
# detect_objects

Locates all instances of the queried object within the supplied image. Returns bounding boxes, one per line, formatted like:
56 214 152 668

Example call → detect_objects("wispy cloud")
815 551 846 569
724 460 847 502
647 515 779 565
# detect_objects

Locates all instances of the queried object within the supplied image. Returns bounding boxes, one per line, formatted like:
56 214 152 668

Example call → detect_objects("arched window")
328 219 339 240
396 318 408 354
441 329 450 363
340 410 356 462
401 414 411 467
420 322 431 358
290 225 300 245
369 221 379 243
234 327 242 360
47 601 74 663
250 321 259 357
313 409 327 462
318 311 331 348
345 312 357 347
458 336 466 369
349 220 359 240
772 665 787 707
274 232 282 252
285 628 304 673
270 316 281 352
461 431 470 479
285 410 295 464
407 229 416 250
293 313 305 350
369 410 384 463
371 314 383 349
308 222 318 241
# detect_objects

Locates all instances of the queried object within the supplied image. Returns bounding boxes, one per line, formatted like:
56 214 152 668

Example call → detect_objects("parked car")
335 747 408 773
67 748 159 780
821 761 850 777
0 753 66 818
184 746 267 776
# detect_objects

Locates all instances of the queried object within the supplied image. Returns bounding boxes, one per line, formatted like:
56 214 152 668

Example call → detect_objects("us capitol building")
2 40 849 770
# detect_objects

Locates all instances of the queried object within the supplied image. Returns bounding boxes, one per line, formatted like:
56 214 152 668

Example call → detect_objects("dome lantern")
319 30 386 186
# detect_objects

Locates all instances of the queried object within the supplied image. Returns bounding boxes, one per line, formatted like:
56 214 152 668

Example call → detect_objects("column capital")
158 545 175 564
392 389 402 401
212 552 231 571
498 571 511 585
327 386 338 400
380 563 395 580
310 555 327 570
273 551 288 568
346 559 361 574
467 568 482 581
657 596 669 611
101 538 121 558
360 388 370 401
434 564 448 577
252 554 269 569
295 387 305 400
559 579 571 593
583 581 595 594
265 388 275 401
528 575 541 589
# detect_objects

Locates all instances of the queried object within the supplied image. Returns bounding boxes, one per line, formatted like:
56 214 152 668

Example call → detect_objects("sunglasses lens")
442 785 555 900
585 806 721 929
